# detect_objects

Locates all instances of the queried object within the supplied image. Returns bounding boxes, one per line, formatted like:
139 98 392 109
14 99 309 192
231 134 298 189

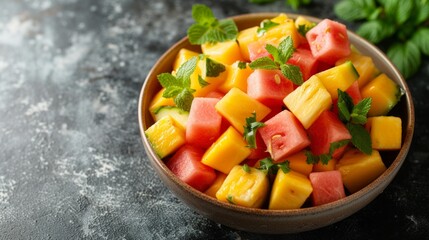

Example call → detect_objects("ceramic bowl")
138 13 414 234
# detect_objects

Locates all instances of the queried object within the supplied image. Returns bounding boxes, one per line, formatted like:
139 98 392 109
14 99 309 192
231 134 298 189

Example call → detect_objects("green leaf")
249 57 279 70
198 75 209 87
243 112 265 149
356 20 395 44
278 161 290 174
205 58 226 77
395 0 414 24
415 0 429 25
277 36 295 63
350 97 372 124
248 0 277 4
157 73 180 88
286 0 311 10
297 23 315 36
258 157 276 175
174 88 194 112
162 85 183 98
337 89 354 122
187 5 238 45
280 64 303 85
242 164 251 173
387 41 421 79
329 139 350 156
257 19 279 37
265 44 280 62
305 150 319 164
237 61 247 69
226 195 235 204
411 27 429 56
176 56 198 87
334 0 377 21
346 123 372 155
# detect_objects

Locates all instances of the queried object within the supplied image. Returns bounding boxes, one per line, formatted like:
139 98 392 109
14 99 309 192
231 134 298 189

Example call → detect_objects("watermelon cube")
306 19 351 65
307 110 351 159
186 97 222 149
259 110 310 161
166 145 216 192
309 170 346 206
247 69 294 107
287 48 319 81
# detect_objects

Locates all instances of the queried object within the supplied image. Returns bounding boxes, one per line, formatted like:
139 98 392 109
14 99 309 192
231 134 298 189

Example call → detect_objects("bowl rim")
138 12 415 217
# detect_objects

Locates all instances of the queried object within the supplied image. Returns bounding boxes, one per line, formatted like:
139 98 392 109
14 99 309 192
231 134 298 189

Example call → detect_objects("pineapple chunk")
237 26 259 61
259 18 301 48
336 149 387 193
270 13 289 24
218 61 253 93
336 52 379 88
204 173 227 198
360 73 403 116
215 88 271 133
367 116 402 150
144 116 185 159
283 76 332 129
201 40 244 65
202 127 251 174
269 170 313 210
216 165 269 208
315 61 359 100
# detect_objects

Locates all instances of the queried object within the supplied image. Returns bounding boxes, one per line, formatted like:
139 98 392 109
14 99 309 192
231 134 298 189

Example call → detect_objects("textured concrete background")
0 0 428 239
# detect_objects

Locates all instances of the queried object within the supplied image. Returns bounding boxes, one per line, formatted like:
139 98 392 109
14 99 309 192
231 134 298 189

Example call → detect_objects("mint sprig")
334 0 429 78
205 57 226 77
157 57 198 112
258 157 290 175
337 89 372 155
249 36 303 85
243 112 265 149
187 4 238 45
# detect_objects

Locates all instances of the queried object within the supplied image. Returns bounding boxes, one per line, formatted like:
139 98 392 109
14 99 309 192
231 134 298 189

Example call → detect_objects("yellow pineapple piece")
144 116 185 159
204 173 227 198
269 170 313 210
259 18 301 48
315 61 359 100
283 76 332 129
202 127 251 174
270 13 289 24
218 61 253 93
360 73 403 117
336 149 387 193
201 40 245 65
216 165 269 208
367 116 402 150
215 88 271 133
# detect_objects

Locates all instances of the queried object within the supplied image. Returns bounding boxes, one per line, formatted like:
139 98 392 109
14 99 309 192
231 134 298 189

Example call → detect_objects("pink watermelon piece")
166 144 217 192
287 48 319 81
309 170 346 206
247 41 272 61
186 97 222 149
247 69 294 107
259 110 310 161
306 19 351 65
307 110 351 159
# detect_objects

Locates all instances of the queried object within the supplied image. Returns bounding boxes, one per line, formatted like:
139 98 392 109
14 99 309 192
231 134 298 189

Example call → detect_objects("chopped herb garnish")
297 23 316 36
258 157 290 175
257 19 280 37
305 139 350 165
226 195 235 204
198 75 209 87
187 4 238 45
157 57 198 111
205 57 226 77
243 112 265 149
237 61 248 69
346 122 372 155
242 164 251 173
249 36 303 85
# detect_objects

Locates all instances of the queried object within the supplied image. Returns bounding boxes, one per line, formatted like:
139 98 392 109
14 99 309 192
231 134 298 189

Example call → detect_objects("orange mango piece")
367 116 402 150
218 61 253 93
201 40 245 65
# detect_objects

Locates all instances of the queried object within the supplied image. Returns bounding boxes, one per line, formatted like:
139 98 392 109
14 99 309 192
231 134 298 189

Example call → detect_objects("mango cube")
336 149 387 193
367 116 402 150
201 40 244 65
144 116 185 159
173 48 199 72
259 18 301 48
360 73 403 116
315 61 359 100
269 170 313 210
313 158 338 172
218 61 253 93
336 52 379 88
237 26 259 61
216 165 269 208
215 88 271 133
149 88 175 120
285 151 313 176
204 173 227 198
283 76 332 129
202 127 251 174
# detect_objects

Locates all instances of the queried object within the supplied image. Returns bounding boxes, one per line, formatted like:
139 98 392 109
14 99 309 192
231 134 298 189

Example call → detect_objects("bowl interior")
138 13 414 233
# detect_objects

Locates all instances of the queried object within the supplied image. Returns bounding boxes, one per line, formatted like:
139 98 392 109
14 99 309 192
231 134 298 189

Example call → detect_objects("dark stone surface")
0 0 428 239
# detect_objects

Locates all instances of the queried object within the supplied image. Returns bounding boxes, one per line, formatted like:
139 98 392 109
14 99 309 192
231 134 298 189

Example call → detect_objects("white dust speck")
25 98 52 116
93 154 119 178
406 215 418 225
0 176 16 204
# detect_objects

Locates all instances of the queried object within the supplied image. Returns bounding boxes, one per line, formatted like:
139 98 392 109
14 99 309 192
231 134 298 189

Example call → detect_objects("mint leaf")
334 0 377 21
280 64 303 85
337 89 354 122
387 41 421 79
287 0 311 10
198 75 209 87
175 88 195 112
346 123 372 155
277 36 294 63
242 164 251 173
411 27 429 56
350 97 372 124
158 73 181 89
176 56 198 86
237 61 247 69
297 23 315 36
258 157 290 175
305 150 319 164
249 57 278 70
356 20 395 44
205 58 225 77
249 0 277 3
305 140 349 165
226 195 235 204
243 112 265 149
395 0 414 24
187 4 238 45
257 19 279 37
277 161 290 174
